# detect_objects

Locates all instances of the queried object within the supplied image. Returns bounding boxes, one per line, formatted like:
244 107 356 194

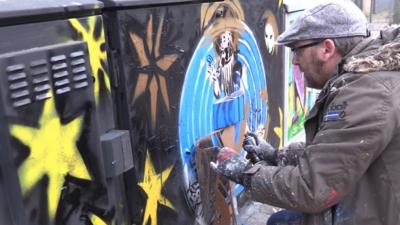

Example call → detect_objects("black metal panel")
0 15 125 225
0 168 15 225
101 0 221 8
0 113 28 225
0 0 103 26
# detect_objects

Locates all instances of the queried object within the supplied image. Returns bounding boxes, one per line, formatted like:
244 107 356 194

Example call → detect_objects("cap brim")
274 40 295 46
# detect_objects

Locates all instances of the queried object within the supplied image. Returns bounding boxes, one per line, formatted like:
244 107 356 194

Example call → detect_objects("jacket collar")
343 26 400 73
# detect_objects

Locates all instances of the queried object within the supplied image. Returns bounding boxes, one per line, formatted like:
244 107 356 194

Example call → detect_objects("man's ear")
320 39 337 61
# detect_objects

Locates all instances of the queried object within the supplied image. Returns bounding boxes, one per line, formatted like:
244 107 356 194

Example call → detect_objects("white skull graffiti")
264 23 275 54
263 10 279 55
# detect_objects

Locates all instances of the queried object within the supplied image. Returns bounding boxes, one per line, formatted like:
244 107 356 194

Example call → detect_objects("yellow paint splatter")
11 100 90 219
273 107 283 148
138 150 175 225
89 213 107 225
278 0 283 8
70 16 111 103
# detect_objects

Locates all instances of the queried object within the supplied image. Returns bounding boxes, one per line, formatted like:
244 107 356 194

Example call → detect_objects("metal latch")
101 129 133 178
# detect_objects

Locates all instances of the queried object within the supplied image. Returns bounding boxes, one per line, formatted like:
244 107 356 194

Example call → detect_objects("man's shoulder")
333 71 400 91
368 71 400 90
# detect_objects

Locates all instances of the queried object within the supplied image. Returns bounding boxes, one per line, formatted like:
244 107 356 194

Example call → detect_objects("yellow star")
138 150 175 225
11 99 90 220
274 107 283 148
69 16 111 103
129 14 178 130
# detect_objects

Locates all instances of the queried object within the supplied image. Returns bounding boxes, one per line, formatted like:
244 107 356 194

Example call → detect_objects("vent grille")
0 41 92 109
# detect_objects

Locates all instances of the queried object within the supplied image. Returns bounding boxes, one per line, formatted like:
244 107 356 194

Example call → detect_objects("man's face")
290 40 329 89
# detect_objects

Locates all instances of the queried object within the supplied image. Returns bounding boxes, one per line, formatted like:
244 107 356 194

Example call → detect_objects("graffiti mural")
284 11 319 144
0 0 287 224
179 1 268 222
108 0 285 224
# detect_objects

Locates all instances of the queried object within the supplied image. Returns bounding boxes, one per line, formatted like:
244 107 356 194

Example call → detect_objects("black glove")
243 132 277 166
210 147 251 185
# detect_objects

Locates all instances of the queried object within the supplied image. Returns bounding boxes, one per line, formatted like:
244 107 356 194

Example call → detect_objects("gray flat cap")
277 0 368 45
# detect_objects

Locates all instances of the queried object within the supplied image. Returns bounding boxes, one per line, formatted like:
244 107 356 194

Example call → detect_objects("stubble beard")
308 51 325 89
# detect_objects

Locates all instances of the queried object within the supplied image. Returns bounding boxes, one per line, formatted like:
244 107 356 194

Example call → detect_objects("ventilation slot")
70 51 88 90
31 59 51 101
51 54 71 95
6 64 31 107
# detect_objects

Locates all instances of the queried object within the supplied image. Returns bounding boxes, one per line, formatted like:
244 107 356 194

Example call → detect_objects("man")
211 0 400 224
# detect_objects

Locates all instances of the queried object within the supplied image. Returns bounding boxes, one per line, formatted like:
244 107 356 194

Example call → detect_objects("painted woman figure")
208 30 243 99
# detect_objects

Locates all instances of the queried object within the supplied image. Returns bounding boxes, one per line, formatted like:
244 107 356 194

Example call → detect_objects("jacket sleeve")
276 142 305 166
244 75 398 213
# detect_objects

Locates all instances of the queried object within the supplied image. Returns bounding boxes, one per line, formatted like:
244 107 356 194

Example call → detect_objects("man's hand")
210 147 250 185
243 132 277 166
